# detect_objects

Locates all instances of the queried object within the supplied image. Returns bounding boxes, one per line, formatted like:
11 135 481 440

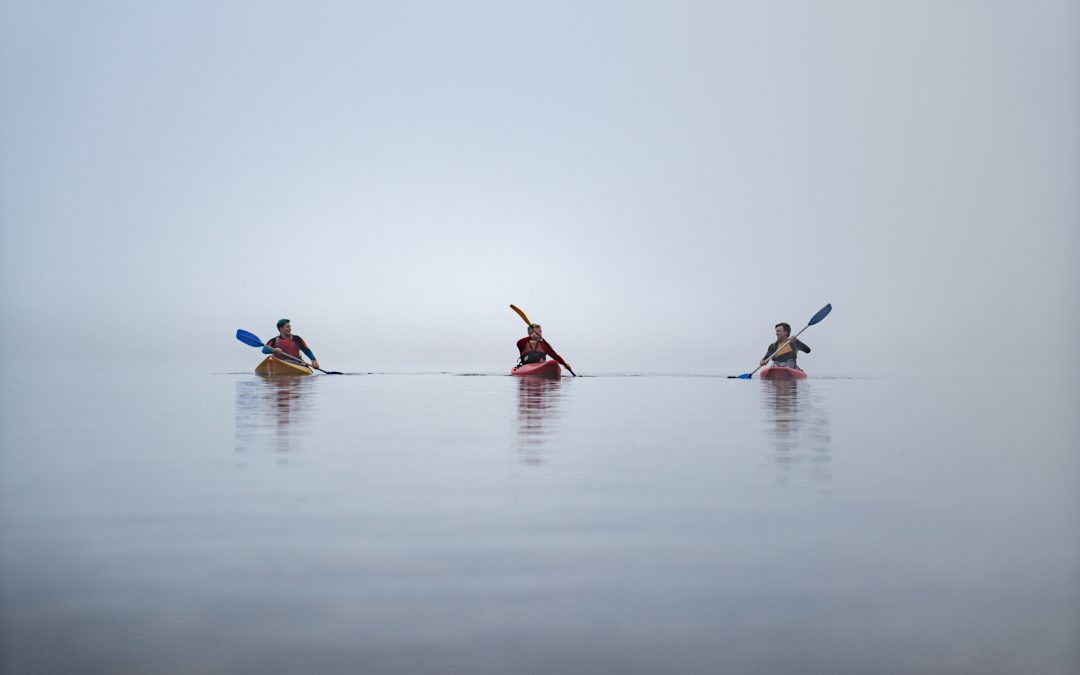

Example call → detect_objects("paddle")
729 303 832 379
235 329 343 375
509 305 577 376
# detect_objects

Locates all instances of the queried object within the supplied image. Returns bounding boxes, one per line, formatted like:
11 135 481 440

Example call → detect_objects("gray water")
1 368 1077 674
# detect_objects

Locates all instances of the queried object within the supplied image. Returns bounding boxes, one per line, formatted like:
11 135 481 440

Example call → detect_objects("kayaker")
517 324 572 372
760 322 810 369
263 319 321 370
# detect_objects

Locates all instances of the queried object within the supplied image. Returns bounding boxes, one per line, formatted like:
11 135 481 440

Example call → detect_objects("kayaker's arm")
262 341 283 358
761 342 779 364
794 340 810 354
293 336 317 369
541 341 571 370
294 335 319 367
515 337 531 356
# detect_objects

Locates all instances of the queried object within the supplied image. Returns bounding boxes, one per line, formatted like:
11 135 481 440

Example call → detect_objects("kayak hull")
760 366 806 380
511 360 562 379
255 356 313 376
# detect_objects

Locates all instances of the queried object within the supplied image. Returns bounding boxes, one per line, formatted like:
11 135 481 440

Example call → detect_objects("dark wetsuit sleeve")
542 341 569 368
294 336 316 360
764 342 778 360
794 340 810 354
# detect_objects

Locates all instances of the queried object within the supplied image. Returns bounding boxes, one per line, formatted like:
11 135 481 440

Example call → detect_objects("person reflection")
516 377 564 465
761 380 832 492
235 377 312 459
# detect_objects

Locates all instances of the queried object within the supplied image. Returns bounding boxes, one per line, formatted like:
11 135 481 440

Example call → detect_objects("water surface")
1 369 1077 674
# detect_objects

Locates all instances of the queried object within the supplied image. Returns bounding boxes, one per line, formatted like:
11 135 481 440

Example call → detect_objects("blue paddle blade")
235 329 265 348
738 373 752 379
807 303 832 326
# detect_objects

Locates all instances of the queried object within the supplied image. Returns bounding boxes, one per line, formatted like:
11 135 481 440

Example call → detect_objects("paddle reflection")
760 380 832 493
234 376 316 459
516 378 565 465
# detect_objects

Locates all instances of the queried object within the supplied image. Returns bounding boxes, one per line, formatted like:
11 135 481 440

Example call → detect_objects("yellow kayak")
255 356 312 376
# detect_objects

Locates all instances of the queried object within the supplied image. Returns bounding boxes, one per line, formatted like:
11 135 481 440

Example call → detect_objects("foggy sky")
2 1 1077 374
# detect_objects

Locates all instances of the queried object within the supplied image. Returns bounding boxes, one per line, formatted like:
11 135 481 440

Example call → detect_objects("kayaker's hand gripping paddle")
510 305 576 376
235 329 343 374
729 303 832 379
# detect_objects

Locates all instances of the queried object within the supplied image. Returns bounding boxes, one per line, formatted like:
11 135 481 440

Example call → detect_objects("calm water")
1 368 1077 674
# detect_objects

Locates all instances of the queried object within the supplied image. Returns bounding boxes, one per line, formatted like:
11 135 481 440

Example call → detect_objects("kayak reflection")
234 376 317 459
516 377 565 465
761 379 832 493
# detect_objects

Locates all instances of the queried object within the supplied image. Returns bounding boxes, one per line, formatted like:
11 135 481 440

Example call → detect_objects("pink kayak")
759 366 807 380
511 360 562 379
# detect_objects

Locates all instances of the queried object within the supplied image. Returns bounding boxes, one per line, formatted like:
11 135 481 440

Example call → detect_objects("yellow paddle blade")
510 304 531 326
773 342 793 358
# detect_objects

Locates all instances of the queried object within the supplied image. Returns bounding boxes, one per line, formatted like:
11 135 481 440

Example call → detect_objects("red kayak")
511 360 562 379
759 366 807 380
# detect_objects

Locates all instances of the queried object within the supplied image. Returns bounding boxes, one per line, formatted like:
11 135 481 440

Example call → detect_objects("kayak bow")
255 356 313 376
511 361 562 379
759 366 807 380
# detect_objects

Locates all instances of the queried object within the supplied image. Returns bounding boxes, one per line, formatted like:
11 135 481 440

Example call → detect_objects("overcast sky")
2 1 1077 374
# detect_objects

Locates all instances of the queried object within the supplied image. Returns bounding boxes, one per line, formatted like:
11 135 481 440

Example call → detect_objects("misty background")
2 0 1077 374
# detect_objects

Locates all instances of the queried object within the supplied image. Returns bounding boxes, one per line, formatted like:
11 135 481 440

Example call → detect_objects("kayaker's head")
775 323 791 340
277 319 292 337
528 323 542 339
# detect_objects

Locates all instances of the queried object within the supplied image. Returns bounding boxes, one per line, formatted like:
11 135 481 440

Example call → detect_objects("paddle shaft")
730 304 831 378
273 352 341 375
264 345 342 374
237 329 341 374
517 338 577 377
510 304 576 376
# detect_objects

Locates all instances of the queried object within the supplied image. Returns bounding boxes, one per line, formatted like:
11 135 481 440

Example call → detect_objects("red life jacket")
269 335 301 359
518 339 547 364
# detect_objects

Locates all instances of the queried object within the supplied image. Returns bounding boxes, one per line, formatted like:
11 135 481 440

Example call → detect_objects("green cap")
277 318 290 328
